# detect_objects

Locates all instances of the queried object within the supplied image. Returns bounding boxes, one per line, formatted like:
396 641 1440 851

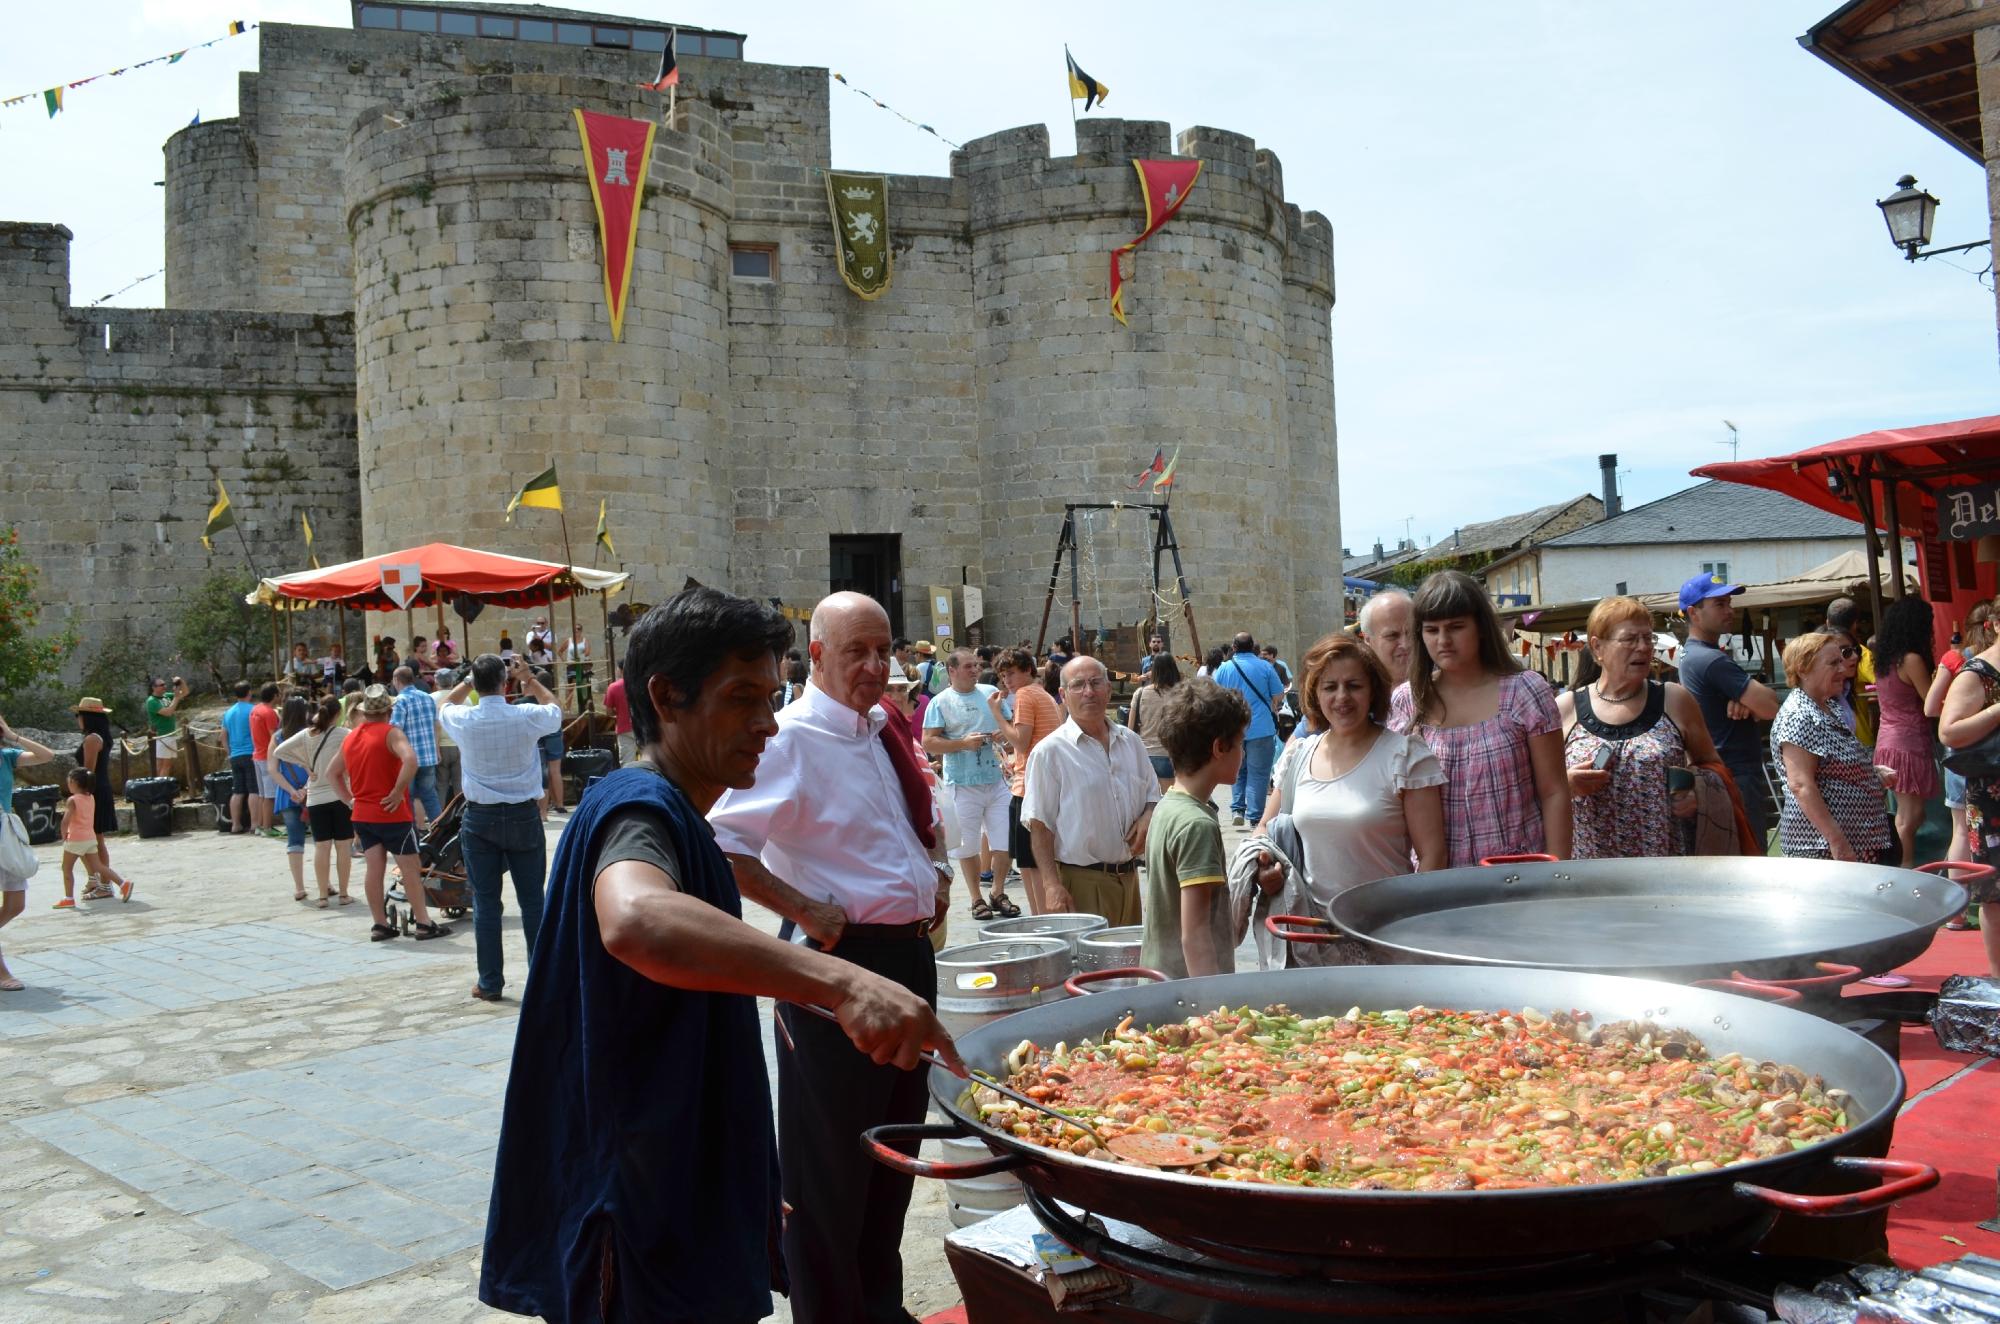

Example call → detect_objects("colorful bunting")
830 72 961 149
2 25 254 123
572 109 657 341
1109 158 1203 324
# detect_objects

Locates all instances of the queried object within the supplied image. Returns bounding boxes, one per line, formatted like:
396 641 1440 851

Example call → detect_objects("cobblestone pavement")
0 819 996 1323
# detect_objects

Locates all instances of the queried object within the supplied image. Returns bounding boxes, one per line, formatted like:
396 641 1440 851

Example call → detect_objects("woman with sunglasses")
1773 632 1892 862
1558 597 1721 858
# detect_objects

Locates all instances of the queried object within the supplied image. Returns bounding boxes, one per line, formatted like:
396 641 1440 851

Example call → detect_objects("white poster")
962 586 984 626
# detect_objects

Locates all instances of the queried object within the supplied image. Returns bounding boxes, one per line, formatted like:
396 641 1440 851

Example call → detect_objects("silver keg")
975 912 1108 969
932 936 1073 1225
1075 924 1145 987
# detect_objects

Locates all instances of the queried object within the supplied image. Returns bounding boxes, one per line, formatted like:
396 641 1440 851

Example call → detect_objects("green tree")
0 525 78 713
176 570 266 688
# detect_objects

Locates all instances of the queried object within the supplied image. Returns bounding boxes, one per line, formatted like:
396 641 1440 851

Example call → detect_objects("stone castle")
0 4 1339 675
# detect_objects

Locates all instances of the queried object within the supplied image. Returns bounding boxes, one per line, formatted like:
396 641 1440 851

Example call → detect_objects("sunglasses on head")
1836 645 1859 659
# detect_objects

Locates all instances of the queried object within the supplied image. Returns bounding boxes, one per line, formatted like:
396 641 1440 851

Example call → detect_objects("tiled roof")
1418 495 1602 559
1540 481 1859 547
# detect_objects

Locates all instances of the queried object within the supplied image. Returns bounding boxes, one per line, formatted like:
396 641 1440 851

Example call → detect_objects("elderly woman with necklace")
1774 632 1893 862
1558 598 1721 858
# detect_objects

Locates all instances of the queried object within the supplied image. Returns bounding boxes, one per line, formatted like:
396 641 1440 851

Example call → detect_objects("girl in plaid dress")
1388 570 1571 865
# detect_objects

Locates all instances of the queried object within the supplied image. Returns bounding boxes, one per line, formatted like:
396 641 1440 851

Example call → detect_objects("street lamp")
1876 174 1989 263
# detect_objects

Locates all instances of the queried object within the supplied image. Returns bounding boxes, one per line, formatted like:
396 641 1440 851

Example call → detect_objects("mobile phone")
1591 744 1619 772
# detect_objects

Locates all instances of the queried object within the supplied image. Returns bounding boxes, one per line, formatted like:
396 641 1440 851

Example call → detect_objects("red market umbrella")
248 542 630 613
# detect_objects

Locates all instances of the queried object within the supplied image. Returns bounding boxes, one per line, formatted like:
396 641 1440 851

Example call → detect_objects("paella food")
985 1003 1852 1190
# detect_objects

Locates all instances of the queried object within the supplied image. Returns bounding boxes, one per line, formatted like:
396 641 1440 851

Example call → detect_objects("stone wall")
163 120 258 312
0 223 359 680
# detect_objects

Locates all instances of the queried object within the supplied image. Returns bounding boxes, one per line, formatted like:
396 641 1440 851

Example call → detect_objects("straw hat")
72 696 109 714
911 640 936 656
357 684 396 716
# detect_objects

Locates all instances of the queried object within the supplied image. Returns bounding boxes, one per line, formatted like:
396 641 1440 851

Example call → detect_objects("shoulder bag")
0 810 38 881
1944 658 2000 778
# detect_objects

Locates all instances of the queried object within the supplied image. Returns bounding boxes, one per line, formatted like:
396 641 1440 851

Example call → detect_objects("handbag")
1944 659 2000 778
0 811 39 881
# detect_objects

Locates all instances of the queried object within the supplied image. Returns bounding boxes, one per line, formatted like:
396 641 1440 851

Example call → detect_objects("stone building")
0 2 1339 676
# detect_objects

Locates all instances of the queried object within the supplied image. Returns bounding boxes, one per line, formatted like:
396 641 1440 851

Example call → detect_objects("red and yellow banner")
1109 158 1203 325
573 108 658 342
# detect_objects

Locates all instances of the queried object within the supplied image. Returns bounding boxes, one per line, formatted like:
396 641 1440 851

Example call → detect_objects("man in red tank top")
328 686 451 942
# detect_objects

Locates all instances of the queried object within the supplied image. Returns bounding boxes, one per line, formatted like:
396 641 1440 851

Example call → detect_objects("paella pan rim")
927 964 1904 1220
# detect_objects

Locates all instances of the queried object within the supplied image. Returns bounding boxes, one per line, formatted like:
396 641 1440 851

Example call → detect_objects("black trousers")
775 932 935 1324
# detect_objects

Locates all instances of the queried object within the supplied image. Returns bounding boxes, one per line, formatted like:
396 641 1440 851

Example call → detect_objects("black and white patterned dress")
1770 690 1889 860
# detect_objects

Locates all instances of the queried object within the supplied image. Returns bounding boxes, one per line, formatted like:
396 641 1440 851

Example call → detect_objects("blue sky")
3 2 1993 554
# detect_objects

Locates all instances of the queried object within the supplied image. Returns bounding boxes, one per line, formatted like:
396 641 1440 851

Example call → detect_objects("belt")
1066 859 1141 875
837 921 932 940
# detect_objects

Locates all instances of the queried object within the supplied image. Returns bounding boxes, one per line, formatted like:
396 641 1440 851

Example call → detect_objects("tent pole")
554 504 586 716
600 591 613 753
1846 459 1887 629
269 605 281 683
1884 478 1907 602
284 607 294 685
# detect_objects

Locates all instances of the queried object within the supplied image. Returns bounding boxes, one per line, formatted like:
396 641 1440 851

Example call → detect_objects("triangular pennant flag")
44 87 62 117
1065 47 1108 111
596 499 615 558
506 465 562 520
228 20 247 36
572 109 657 341
168 50 187 64
202 479 234 549
301 509 319 569
1110 158 1203 324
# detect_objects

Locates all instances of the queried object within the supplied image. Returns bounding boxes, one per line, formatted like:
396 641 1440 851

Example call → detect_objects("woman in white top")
273 697 354 907
1258 633 1448 918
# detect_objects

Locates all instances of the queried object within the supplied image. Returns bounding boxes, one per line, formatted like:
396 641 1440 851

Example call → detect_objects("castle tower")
344 74 736 584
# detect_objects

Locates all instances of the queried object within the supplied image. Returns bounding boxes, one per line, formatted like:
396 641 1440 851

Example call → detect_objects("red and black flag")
1110 157 1203 324
1065 47 1107 111
1130 448 1165 489
644 29 679 90
573 109 659 341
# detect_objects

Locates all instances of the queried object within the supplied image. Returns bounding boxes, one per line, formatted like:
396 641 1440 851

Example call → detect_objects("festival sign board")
1939 483 2000 541
380 562 424 609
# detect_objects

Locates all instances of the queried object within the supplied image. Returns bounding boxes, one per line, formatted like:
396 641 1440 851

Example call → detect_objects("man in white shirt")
922 648 1013 919
708 591 952 1324
1021 655 1161 924
439 657 564 1002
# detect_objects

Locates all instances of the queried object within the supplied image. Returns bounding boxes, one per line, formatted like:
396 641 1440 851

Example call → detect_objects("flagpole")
231 521 262 583
1065 45 1078 143
553 499 586 716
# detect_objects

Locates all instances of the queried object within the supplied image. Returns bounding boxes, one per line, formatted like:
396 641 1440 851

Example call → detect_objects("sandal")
971 900 995 921
412 921 451 940
0 976 22 992
989 891 1021 918
338 894 355 906
369 923 399 942
294 891 308 903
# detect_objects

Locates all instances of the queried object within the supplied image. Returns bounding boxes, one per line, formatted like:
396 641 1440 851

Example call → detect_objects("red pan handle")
1734 1156 1938 1215
1689 978 1803 1006
1266 914 1344 945
1917 859 1997 885
859 1122 1027 1179
1728 962 1862 997
1479 853 1558 866
1064 966 1170 997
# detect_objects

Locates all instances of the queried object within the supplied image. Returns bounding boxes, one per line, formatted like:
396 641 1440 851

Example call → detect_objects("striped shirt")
390 686 440 768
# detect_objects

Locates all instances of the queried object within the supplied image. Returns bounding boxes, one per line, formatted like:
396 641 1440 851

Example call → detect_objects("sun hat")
911 640 937 656
358 684 396 715
72 697 109 714
1676 572 1745 613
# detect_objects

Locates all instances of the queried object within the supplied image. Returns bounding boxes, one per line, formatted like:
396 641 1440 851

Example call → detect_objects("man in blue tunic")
481 587 959 1324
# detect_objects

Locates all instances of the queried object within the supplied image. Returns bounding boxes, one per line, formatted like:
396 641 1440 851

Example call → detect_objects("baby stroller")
384 793 474 934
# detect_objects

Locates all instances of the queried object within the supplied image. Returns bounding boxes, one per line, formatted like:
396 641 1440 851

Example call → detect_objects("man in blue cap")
1677 572 1780 847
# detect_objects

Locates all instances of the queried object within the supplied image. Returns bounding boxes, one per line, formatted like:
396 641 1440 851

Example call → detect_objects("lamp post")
1876 174 1990 263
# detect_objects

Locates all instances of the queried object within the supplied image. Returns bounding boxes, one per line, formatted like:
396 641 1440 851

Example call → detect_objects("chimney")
1372 540 1384 561
1598 453 1621 519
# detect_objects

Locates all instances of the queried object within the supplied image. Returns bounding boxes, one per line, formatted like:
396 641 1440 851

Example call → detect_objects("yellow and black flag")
202 479 235 550
505 465 562 521
1066 47 1107 112
595 499 616 559
301 509 320 569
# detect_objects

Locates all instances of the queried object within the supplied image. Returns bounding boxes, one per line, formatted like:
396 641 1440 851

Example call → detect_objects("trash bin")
127 776 180 839
205 770 236 834
562 747 614 800
14 785 61 845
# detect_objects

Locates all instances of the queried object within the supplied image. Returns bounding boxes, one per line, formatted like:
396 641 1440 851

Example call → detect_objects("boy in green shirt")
1141 679 1250 979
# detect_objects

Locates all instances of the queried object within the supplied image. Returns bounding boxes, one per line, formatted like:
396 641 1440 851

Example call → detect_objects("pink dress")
1872 665 1940 801
1389 671 1561 867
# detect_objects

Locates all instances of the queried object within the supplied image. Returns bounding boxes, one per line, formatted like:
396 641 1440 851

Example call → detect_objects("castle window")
633 30 667 52
400 9 437 31
519 19 553 41
358 5 398 28
480 16 515 38
440 12 476 35
557 22 591 44
677 33 704 56
594 26 631 48
706 35 742 58
730 246 776 281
